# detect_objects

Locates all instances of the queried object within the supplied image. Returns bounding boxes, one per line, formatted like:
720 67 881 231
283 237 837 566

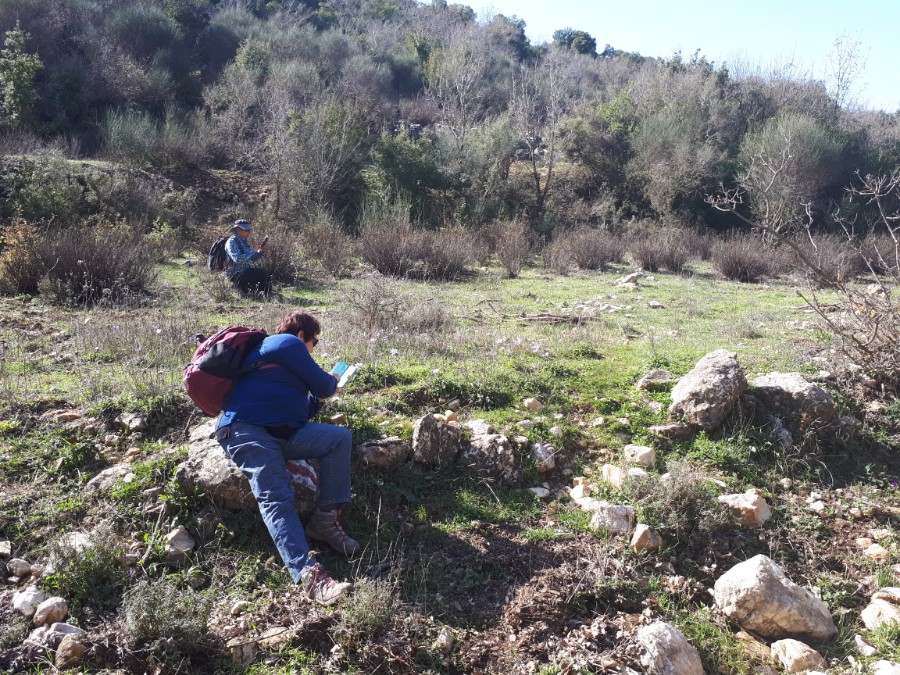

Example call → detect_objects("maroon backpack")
183 326 268 416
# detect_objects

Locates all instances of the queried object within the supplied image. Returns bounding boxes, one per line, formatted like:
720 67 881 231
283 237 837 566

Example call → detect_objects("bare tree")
508 50 569 228
825 32 867 111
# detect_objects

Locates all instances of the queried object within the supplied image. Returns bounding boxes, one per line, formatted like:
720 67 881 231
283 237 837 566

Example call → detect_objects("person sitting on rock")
225 219 271 296
214 310 358 605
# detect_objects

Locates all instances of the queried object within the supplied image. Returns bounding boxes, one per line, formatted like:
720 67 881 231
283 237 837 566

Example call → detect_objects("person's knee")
333 426 352 452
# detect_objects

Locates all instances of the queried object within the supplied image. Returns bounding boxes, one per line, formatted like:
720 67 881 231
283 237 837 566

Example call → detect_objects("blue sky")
459 0 900 112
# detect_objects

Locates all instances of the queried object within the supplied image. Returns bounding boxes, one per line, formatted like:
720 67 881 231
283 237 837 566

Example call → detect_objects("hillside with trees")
0 0 897 234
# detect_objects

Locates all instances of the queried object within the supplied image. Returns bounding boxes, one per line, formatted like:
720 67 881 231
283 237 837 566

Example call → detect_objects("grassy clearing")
0 257 897 673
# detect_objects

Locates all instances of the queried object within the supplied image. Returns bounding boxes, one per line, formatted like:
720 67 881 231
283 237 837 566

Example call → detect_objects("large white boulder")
713 554 837 643
637 621 704 675
669 350 747 430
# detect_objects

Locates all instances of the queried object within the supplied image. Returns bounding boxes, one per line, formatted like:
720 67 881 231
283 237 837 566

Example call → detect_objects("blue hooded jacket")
217 333 337 430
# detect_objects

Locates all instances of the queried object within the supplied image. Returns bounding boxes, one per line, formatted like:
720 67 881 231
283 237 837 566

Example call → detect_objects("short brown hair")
275 311 321 340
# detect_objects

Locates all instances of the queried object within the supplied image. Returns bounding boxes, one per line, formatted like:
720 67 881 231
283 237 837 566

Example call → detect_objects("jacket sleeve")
226 236 262 264
260 336 338 399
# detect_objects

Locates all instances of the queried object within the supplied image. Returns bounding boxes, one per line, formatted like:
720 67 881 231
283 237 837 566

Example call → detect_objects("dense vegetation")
0 0 898 234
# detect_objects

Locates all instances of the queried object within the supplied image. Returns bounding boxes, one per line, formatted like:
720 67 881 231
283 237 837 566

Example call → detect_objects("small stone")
770 639 826 672
7 557 31 577
124 447 142 461
648 423 695 441
523 398 543 411
648 300 665 309
865 543 890 561
528 487 550 499
432 626 454 654
589 505 634 535
0 540 11 558
856 537 874 549
855 634 877 657
780 478 793 489
164 526 196 562
808 500 826 513
591 417 606 427
548 426 563 437
55 634 88 670
329 413 347 425
623 444 656 467
631 524 663 552
600 464 623 488
13 587 48 618
718 490 772 528
570 483 591 500
230 601 251 616
33 597 69 627
530 443 556 474
444 410 458 423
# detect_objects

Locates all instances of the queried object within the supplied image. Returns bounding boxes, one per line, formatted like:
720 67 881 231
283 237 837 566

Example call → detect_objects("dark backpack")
207 236 229 272
183 326 268 416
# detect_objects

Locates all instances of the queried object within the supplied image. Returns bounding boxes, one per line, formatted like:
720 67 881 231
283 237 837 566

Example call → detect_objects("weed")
331 577 400 645
122 577 212 655
41 525 128 620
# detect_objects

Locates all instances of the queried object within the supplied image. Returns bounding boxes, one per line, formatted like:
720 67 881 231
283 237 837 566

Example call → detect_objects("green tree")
552 28 596 57
0 21 43 128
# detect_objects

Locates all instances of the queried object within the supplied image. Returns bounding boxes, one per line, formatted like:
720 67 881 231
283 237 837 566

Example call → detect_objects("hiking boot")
301 563 352 606
305 508 361 556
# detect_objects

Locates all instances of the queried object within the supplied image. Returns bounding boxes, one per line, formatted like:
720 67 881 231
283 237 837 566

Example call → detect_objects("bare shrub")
200 272 237 302
359 200 423 277
568 227 626 270
802 172 900 391
0 225 157 304
341 275 406 337
628 227 691 273
420 228 473 280
494 221 531 278
541 235 573 275
711 233 774 283
859 233 899 276
681 227 715 261
332 577 400 646
788 233 867 286
257 226 300 284
298 210 354 278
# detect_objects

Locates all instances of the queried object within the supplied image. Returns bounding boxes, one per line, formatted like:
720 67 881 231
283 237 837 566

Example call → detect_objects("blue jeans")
217 421 353 583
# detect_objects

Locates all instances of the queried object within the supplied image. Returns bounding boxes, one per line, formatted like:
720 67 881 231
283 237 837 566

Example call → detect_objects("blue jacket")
225 234 262 278
217 334 337 429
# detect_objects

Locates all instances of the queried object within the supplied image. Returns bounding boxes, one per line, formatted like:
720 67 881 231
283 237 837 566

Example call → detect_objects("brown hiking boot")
305 508 361 556
300 562 352 606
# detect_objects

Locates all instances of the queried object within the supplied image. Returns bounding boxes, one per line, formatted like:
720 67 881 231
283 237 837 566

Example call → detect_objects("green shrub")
41 525 127 618
122 577 211 655
103 109 161 166
620 460 730 549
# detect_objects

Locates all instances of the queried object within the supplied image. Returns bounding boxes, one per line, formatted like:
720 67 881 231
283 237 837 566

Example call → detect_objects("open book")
331 361 362 388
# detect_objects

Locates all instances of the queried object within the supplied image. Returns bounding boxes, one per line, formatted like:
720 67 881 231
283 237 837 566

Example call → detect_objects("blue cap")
233 219 253 232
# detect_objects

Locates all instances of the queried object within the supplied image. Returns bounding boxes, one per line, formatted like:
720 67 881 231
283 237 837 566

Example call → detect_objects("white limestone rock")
13 586 48 618
770 639 827 673
32 596 69 627
712 554 837 643
637 621 703 675
623 444 656 467
589 505 634 536
718 490 772 528
668 350 747 431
